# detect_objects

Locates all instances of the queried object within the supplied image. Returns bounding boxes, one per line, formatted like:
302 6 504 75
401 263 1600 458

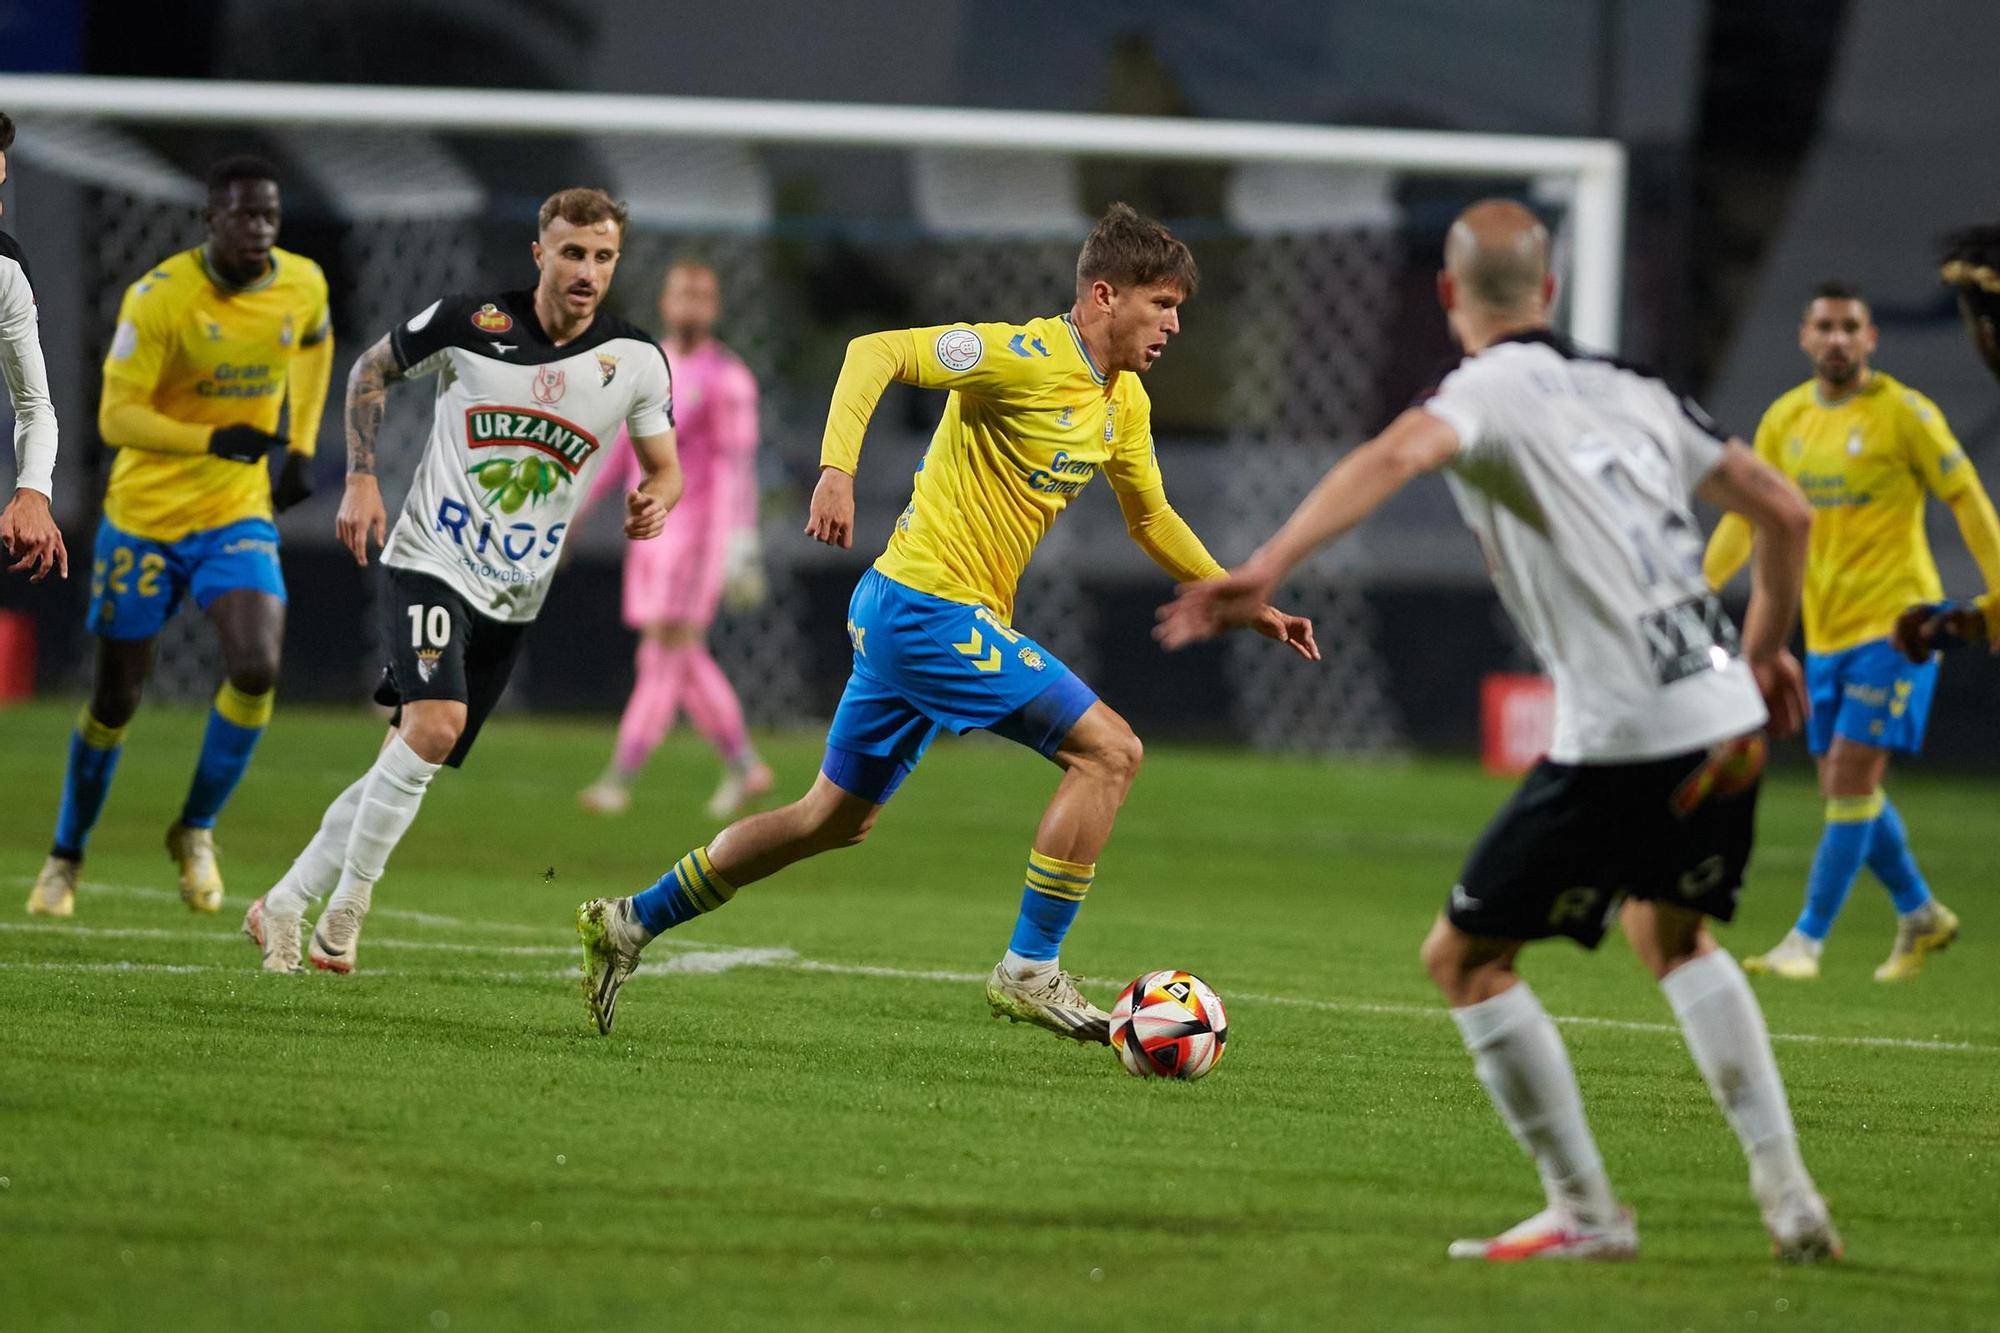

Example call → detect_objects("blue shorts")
1805 638 1938 755
822 568 1099 802
86 516 286 641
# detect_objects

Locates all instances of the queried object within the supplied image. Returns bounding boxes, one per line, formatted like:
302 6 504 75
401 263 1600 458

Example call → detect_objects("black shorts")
1446 736 1765 949
374 565 529 768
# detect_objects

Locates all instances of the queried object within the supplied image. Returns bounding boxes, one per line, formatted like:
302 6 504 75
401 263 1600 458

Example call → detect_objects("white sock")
1662 949 1812 1199
1000 950 1055 981
1782 928 1824 958
265 776 367 917
325 735 439 917
1451 982 1621 1225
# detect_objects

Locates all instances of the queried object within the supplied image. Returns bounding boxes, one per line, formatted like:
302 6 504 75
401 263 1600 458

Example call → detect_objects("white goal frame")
0 75 1628 351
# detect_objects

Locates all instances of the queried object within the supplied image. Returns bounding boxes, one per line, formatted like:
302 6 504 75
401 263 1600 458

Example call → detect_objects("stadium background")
4 0 2000 762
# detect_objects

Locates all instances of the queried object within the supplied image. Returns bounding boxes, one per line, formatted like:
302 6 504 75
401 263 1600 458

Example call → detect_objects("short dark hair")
206 154 279 200
538 187 629 238
1807 279 1867 312
1076 202 1199 296
0 112 15 154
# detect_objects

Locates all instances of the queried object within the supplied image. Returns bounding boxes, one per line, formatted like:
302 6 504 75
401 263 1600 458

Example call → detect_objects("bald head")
1444 200 1551 313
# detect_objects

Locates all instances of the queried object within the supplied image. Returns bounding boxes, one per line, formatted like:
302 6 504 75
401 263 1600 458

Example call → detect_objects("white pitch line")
6 920 1994 1058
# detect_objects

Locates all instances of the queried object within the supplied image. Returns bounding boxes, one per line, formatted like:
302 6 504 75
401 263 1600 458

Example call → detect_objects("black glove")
208 423 287 464
273 451 315 512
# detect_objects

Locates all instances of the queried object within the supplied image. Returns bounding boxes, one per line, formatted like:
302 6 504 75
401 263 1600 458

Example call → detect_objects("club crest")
416 648 442 683
596 352 619 387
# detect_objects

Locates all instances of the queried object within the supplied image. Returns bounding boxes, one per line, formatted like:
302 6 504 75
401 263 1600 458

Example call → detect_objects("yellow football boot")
166 822 224 913
1874 901 1959 982
1742 930 1821 980
26 855 79 917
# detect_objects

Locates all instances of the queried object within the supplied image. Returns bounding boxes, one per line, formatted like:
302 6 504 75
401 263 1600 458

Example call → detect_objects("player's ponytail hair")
1077 202 1200 297
539 188 630 240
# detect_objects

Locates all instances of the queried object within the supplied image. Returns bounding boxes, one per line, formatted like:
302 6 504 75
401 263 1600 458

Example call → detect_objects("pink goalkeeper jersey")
588 337 760 627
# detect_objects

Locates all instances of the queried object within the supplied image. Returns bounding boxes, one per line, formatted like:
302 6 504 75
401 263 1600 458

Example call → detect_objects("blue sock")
52 709 129 861
1007 850 1095 961
179 683 273 829
631 846 736 934
1795 793 1882 940
1864 795 1932 916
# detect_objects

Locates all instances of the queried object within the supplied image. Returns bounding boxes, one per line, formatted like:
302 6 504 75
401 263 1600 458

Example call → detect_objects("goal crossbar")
0 74 1626 348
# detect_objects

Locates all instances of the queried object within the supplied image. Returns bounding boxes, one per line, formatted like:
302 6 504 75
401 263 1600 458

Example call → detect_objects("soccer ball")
1109 970 1228 1080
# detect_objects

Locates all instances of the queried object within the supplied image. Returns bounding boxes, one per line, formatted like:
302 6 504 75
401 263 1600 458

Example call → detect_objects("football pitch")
2 699 1996 1332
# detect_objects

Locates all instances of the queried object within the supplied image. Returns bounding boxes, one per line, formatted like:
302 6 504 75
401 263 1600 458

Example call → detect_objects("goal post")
0 75 1626 750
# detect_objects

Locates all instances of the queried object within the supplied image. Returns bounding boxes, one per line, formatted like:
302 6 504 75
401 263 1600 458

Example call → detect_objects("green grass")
2 698 1996 1332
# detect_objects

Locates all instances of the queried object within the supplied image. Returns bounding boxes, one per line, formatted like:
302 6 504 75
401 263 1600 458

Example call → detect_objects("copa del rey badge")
471 303 514 334
532 364 566 405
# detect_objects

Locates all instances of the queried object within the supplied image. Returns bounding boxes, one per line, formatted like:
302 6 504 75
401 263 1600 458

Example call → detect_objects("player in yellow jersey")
1705 282 2000 981
26 157 333 919
579 204 1316 1041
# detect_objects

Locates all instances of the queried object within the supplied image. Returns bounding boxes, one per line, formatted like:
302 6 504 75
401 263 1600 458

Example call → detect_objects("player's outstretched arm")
0 256 64 579
1696 440 1812 736
1156 408 1458 649
335 334 404 567
624 428 683 540
1116 485 1317 660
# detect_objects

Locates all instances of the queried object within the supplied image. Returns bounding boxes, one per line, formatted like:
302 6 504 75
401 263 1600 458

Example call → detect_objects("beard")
1817 354 1858 385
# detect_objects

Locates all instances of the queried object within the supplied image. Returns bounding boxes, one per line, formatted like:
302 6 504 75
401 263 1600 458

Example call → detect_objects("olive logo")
468 453 567 512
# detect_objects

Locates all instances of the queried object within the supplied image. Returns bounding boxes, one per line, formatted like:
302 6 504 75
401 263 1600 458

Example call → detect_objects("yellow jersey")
861 315 1165 621
99 246 332 542
1748 372 1972 654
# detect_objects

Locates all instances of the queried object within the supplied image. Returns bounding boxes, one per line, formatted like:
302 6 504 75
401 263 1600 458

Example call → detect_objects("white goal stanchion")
0 77 1625 746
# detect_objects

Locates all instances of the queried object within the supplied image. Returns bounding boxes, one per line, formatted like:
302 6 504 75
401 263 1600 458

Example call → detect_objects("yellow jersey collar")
198 245 279 295
1060 313 1108 386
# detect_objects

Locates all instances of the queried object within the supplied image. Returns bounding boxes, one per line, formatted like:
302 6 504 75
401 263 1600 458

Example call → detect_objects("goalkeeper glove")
273 451 315 512
722 527 767 611
209 423 287 464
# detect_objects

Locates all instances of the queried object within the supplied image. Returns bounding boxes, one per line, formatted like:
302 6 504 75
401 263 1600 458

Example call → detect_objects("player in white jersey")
1160 201 1841 1263
243 188 680 974
0 111 67 581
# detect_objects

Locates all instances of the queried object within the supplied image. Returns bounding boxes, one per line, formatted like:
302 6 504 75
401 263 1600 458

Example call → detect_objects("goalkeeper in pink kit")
579 261 772 818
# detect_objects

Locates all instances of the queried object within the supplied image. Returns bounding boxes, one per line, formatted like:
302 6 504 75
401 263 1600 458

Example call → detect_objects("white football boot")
577 897 652 1034
309 904 365 974
1448 1206 1639 1261
577 779 632 816
985 962 1111 1044
1760 1184 1843 1263
704 761 775 821
242 895 303 974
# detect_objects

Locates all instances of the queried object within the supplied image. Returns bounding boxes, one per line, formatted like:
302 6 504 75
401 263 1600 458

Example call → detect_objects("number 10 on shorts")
408 604 452 649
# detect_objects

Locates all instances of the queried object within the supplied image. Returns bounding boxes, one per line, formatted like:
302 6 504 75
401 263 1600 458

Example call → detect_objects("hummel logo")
1449 885 1483 914
490 341 517 355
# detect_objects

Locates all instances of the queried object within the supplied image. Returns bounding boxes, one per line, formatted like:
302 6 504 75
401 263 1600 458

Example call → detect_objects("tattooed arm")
336 334 405 566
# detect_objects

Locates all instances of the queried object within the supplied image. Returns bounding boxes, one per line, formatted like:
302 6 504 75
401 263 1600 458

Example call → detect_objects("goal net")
0 78 1625 752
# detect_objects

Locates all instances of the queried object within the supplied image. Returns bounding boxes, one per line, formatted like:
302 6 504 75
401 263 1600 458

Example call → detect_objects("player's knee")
399 711 464 764
1086 726 1143 791
91 674 145 728
1420 920 1488 1000
226 657 280 699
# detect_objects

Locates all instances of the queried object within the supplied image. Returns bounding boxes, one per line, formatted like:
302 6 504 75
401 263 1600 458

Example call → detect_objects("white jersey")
1423 330 1765 763
0 229 58 499
380 290 673 623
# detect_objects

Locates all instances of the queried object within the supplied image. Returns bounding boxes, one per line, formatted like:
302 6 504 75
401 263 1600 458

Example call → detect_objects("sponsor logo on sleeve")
935 327 983 373
471 303 515 334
